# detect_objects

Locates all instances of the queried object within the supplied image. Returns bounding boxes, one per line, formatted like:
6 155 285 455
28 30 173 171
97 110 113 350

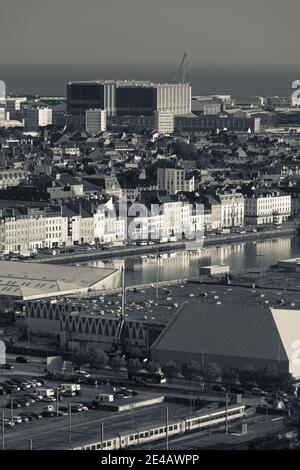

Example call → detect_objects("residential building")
85 108 107 134
157 167 195 196
26 107 53 127
244 188 291 225
153 110 174 134
216 192 244 228
0 169 27 189
128 194 203 242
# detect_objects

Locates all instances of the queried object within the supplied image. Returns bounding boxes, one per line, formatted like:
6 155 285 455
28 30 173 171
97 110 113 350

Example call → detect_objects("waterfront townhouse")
0 206 64 254
128 192 203 242
215 191 245 228
244 188 291 225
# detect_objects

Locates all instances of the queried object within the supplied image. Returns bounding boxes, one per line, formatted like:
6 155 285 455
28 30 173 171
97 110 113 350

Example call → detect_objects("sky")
1 0 300 68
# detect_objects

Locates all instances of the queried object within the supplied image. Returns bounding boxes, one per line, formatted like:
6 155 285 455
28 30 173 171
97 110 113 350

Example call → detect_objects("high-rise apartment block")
26 107 53 127
85 108 107 134
157 167 195 196
153 110 174 134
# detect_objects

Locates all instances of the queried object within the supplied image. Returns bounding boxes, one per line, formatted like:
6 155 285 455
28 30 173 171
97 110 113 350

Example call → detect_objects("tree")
201 363 221 384
222 368 239 385
109 356 126 376
144 360 160 374
181 361 202 382
89 349 109 375
71 348 90 369
162 361 180 384
127 358 142 374
238 365 257 387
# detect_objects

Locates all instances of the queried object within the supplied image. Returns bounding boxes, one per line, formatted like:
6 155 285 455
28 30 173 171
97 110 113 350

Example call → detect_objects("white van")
94 393 114 403
58 383 81 396
34 388 55 398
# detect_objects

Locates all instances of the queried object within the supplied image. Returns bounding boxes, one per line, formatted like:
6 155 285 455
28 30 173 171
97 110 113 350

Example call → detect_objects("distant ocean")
1 64 300 98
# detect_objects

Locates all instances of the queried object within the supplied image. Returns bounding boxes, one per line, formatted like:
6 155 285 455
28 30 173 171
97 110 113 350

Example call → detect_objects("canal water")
86 236 300 287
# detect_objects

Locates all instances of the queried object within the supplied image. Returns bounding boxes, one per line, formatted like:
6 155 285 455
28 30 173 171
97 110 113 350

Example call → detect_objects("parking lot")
0 367 206 450
0 370 165 449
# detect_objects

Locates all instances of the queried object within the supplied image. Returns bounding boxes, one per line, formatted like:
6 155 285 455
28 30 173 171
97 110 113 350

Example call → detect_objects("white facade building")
0 169 27 189
217 193 244 228
153 111 174 134
244 189 291 225
26 107 53 127
86 108 107 134
156 83 191 115
128 200 203 242
0 209 63 253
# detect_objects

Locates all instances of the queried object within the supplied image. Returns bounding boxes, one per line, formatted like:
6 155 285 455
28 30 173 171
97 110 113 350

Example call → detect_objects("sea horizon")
1 63 300 98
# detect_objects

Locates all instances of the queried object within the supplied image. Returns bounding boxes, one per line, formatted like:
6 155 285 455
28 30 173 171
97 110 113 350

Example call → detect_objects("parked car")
117 387 136 396
58 406 69 413
35 378 47 385
16 398 30 407
230 386 245 394
70 404 84 412
42 396 56 402
76 403 88 411
3 420 15 428
31 380 42 387
252 387 266 396
5 401 21 409
20 382 31 389
30 412 43 420
211 384 227 393
44 404 55 412
18 414 31 422
15 356 30 364
74 370 91 378
29 393 43 401
12 416 23 424
5 382 20 391
0 363 14 370
80 401 97 410
42 410 56 418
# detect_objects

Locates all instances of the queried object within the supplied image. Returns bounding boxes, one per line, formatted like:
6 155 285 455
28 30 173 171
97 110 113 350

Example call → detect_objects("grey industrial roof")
0 261 116 299
151 301 291 362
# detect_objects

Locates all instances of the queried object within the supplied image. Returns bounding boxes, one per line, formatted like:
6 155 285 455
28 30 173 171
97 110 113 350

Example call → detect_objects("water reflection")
86 236 300 287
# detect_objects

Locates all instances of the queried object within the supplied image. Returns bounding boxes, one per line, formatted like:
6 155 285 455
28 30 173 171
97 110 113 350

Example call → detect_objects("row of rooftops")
67 80 190 88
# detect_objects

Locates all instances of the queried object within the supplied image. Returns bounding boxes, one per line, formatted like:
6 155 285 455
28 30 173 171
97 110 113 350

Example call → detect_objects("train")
72 404 246 450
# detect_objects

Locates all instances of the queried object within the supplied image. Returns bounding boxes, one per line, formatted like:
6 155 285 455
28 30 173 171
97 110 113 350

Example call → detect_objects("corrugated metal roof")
0 261 116 299
151 301 290 362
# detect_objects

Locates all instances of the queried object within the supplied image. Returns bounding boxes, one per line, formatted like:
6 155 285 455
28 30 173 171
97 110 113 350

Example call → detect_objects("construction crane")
109 266 126 357
175 52 190 83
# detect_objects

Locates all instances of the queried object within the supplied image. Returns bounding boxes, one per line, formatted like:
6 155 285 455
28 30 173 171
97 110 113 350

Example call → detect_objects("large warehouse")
0 261 118 300
151 301 300 378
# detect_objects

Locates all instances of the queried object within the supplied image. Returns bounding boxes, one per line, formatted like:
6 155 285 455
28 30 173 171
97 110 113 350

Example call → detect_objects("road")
25 223 297 265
